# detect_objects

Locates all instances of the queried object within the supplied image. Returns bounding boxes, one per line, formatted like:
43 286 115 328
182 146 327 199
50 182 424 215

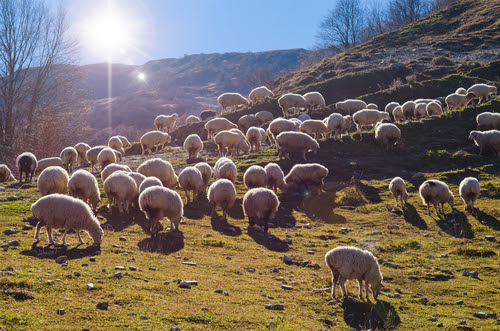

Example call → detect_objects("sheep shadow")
210 216 242 236
301 191 347 225
20 241 101 261
342 298 401 330
473 209 500 230
99 206 150 233
402 203 427 230
435 210 474 238
183 197 212 220
227 198 245 220
137 231 184 255
247 227 290 252
185 157 206 164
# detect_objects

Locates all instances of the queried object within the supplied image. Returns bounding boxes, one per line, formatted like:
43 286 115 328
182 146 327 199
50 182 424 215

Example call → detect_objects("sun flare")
84 11 131 57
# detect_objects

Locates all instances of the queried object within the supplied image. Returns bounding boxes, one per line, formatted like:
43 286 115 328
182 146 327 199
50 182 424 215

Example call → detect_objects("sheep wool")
183 134 203 160
467 84 497 104
426 101 443 117
154 113 178 133
217 92 248 114
284 163 328 196
213 157 237 183
37 166 69 196
374 122 401 152
68 169 101 210
299 119 330 139
243 187 279 233
137 158 178 189
303 91 326 108
276 131 320 162
238 114 260 133
325 113 345 139
194 162 213 193
389 177 409 209
139 176 163 194
459 177 480 212
384 102 400 116
243 165 268 189
468 130 500 157
139 186 184 233
246 127 264 152
101 163 132 182
205 118 238 140
60 147 78 173
264 163 286 193
352 109 390 131
97 147 117 170
103 171 138 214
108 136 125 156
335 99 367 115
178 166 204 203
419 179 454 216
255 110 274 124
476 112 500 131
16 152 37 183
74 142 91 166
185 115 201 125
278 93 311 116
86 146 107 172
0 164 16 182
35 157 63 175
248 86 274 105
208 178 236 221
140 130 171 155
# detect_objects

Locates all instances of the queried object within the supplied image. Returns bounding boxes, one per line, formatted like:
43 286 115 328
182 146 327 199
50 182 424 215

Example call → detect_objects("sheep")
101 163 132 182
86 146 107 172
413 103 427 120
207 178 236 221
401 101 416 119
185 115 201 125
335 99 367 115
325 246 383 301
0 164 16 182
325 113 345 139
217 92 248 114
414 98 436 104
117 135 131 148
68 169 101 210
108 136 125 156
297 113 311 122
235 138 251 155
258 127 267 145
389 177 409 209
284 163 328 196
103 171 138 214
74 142 91 166
139 186 184 233
136 158 178 189
16 152 37 183
392 106 405 122
264 163 286 193
268 118 299 144
459 177 480 212
214 130 246 156
60 147 78 173
342 115 352 135
455 87 467 95
266 127 276 146
205 118 238 140
178 166 204 203
238 114 260 133
97 147 117 170
299 119 329 139
255 110 274 124
139 176 163 194
243 165 268 189
31 194 104 245
366 103 378 110
276 131 319 161
243 187 279 233
352 109 390 131
435 97 446 107
37 166 69 196
194 162 212 193
127 172 147 206
419 179 454 216
248 86 274 105
35 157 63 175
246 126 264 152
140 130 171 155
384 102 400 117
374 122 401 152
303 91 326 108
154 113 178 133
426 101 443 117
476 112 500 130
278 93 311 116
468 130 500 156
200 109 217 121
467 84 497 104
183 134 203 160
445 92 477 110
213 157 237 183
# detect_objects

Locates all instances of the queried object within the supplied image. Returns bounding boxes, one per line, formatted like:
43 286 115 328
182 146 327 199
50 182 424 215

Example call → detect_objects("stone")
1 244 9 251
114 272 123 279
22 225 33 231
129 266 137 271
169 328 181 331
140 316 147 320
387 293 401 299
303 223 312 229
420 297 428 304
181 262 197 266
458 320 466 325
8 240 19 247
437 323 443 327
456 300 463 305
87 283 94 290
282 256 293 264
395 288 402 294
281 285 293 290
306 250 315 255
89 257 96 262
245 267 255 273
47 280 55 285
462 270 468 276
441 269 452 275
179 281 192 289
119 236 127 241
55 256 67 264
164 281 170 285
57 309 65 315
96 302 109 310
73 271 81 277
149 267 156 271
267 322 277 327
317 318 334 327
3 229 17 235
469 271 479 278
81 263 88 267
485 235 495 242
428 317 437 322
214 289 223 294
473 312 487 319
487 313 497 319
282 238 292 244
265 304 284 311
112 244 120 248
115 266 125 270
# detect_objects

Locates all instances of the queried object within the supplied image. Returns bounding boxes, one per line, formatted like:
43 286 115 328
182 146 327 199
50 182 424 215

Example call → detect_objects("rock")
1 244 9 251
265 304 284 311
473 312 487 319
441 269 453 275
245 267 255 273
129 266 137 271
8 240 19 247
411 172 425 181
267 322 277 327
420 297 428 304
55 256 67 264
223 291 229 296
81 263 88 267
281 285 293 290
164 281 170 285
73 271 81 277
384 262 401 269
179 281 192 289
149 267 157 271
89 257 96 262
437 322 443 327
47 280 54 285
303 223 312 229
119 236 127 241
114 272 123 279
395 288 402 294
96 302 108 310
426 255 435 259
140 316 147 320
458 320 466 325
306 250 315 255
487 313 497 319
317 318 334 327
115 266 125 270
339 206 356 210
112 244 120 248
87 283 94 290
469 271 479 278
440 253 448 258
181 262 197 266
3 229 17 235
57 309 65 315
226 257 231 260
214 289 223 294
282 255 293 265
428 317 438 322
485 235 495 242
462 270 468 276
169 327 181 331
282 238 292 244
387 293 401 299
456 300 463 305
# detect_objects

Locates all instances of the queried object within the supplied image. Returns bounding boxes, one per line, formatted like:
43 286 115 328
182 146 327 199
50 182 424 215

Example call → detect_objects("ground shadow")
473 209 500 230
402 203 427 230
227 198 245 220
247 226 290 252
301 192 347 225
20 241 101 260
436 210 474 238
210 216 242 236
343 298 401 330
183 197 212 220
137 231 184 255
99 206 150 233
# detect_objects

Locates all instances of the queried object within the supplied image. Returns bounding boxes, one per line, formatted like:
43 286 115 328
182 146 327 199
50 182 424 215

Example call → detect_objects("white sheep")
37 166 69 196
401 101 416 119
264 163 286 193
299 119 330 139
86 146 107 172
303 91 326 108
136 158 178 189
445 92 477 110
31 193 104 245
278 93 311 116
374 122 401 152
389 177 409 209
366 103 378 110
419 179 454 216
284 163 328 196
16 152 37 183
117 135 131 148
217 93 248 113
140 130 171 155
35 157 63 175
297 113 311 122
97 147 117 170
139 186 184 233
68 169 101 210
183 134 203 160
154 113 178 133
243 187 279 233
213 157 237 183
238 114 260 133
414 98 436 104
103 171 138 214
476 112 500 130
227 128 251 155
74 142 91 166
108 136 125 156
392 106 405 122
276 131 320 161
243 165 268 189
246 126 264 152
258 127 267 145
214 130 247 156
426 101 443 117
139 176 163 194
255 110 274 124
459 177 480 212
208 178 236 220
178 166 204 203
342 115 352 135
193 162 212 193
335 99 367 115
205 118 238 140
185 115 201 125
0 164 16 182
325 246 383 301
468 130 500 157
59 147 78 173
325 113 345 139
101 163 132 182
268 118 299 143
352 109 390 131
128 173 147 206
248 86 274 105
266 127 276 146
455 87 467 95
413 103 427 120
384 102 400 117
467 83 497 104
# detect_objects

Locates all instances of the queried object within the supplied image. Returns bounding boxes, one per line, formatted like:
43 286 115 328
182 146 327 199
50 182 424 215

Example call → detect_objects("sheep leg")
61 229 69 246
222 209 227 221
394 196 399 209
302 150 307 162
263 220 269 233
357 279 364 299
434 204 440 215
339 276 348 298
185 190 190 203
365 280 371 302
210 204 217 217
46 226 55 244
77 231 85 244
427 203 430 216
34 220 45 241
331 273 339 299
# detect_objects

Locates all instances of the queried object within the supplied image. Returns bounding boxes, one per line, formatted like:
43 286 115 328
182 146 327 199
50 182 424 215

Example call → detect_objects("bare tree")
244 66 277 89
361 0 390 42
430 0 458 13
388 0 431 29
315 0 366 50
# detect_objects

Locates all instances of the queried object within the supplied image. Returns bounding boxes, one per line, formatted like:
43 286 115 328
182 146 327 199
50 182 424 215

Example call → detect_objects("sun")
137 72 146 81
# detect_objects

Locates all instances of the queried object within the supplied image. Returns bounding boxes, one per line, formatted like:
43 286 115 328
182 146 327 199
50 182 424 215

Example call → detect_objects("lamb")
401 101 416 119
217 92 248 113
445 92 477 110
37 166 69 196
117 135 131 148
467 84 497 104
205 118 238 140
413 103 427 120
108 136 125 156
101 163 132 182
194 162 213 193
299 119 330 139
74 142 91 166
468 130 500 157
284 163 328 196
136 158 178 189
276 131 320 161
185 115 201 125
268 118 299 143
392 106 405 122
303 91 326 108
476 112 500 130
31 194 104 245
248 86 274 105
246 126 264 152
243 165 268 189
342 115 352 135
374 122 401 152
140 130 171 155
139 186 184 233
183 134 203 160
154 113 178 133
325 246 383 301
426 101 443 117
214 130 247 156
178 166 204 203
297 113 311 122
278 93 311 115
68 169 101 210
207 178 236 221
264 163 286 193
86 146 108 172
335 99 367 115
97 147 117 170
103 171 138 214
35 157 63 175
238 114 260 134
255 110 274 124
213 157 238 183
325 113 345 139
389 177 409 209
16 152 37 182
455 87 467 95
139 176 163 194
459 177 480 212
384 102 400 117
419 179 454 216
352 109 390 131
0 164 16 182
243 187 279 233
366 103 378 110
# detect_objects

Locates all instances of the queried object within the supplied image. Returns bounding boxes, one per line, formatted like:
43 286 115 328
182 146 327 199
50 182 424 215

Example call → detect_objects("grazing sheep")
268 118 299 143
467 84 497 104
137 158 178 189
139 176 163 194
375 122 401 152
140 130 171 155
246 126 264 152
178 166 204 203
342 115 352 135
103 171 138 214
31 194 104 245
414 98 435 104
16 152 37 183
325 113 345 139
419 179 454 216
413 103 427 120
86 146 107 172
455 87 467 95
207 178 236 221
218 93 248 113
476 112 500 130
127 172 147 205
352 109 390 131
325 246 383 301
445 92 477 110
468 130 500 156
366 103 378 110
0 164 16 182
264 163 286 193
117 136 131 148
101 163 132 182
258 127 267 145
154 113 178 133
278 93 311 116
183 134 203 160
185 115 201 125
35 157 63 175
284 163 328 196
214 130 247 156
401 101 416 120
276 131 319 161
426 101 443 117
68 169 101 210
243 165 268 189
303 91 326 108
297 113 311 122
74 142 91 166
108 136 125 156
389 177 409 209
335 99 367 115
139 186 184 233
97 147 117 170
205 118 238 140
200 109 217 121
299 119 330 139
459 177 480 212
255 110 274 124
243 187 279 233
238 114 260 133
392 106 405 122
37 166 69 196
384 102 400 117
248 86 274 105
213 157 237 183
266 127 276 146
194 162 213 193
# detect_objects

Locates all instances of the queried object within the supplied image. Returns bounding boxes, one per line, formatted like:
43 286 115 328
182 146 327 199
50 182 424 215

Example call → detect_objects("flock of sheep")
0 80 497 303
